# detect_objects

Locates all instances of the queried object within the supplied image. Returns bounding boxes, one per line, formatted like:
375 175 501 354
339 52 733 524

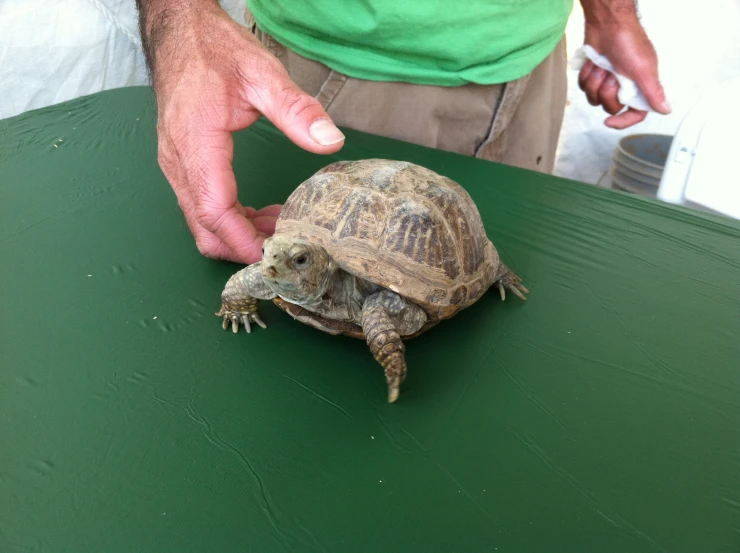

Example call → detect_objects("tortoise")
216 159 528 402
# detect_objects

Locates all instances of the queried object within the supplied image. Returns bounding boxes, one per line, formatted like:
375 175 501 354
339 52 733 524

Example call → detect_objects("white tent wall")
2 0 739 187
0 0 245 120
0 0 148 120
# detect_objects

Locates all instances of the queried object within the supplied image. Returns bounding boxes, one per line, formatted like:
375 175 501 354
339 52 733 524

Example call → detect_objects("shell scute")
415 178 486 275
281 173 338 222
381 197 460 279
309 187 387 241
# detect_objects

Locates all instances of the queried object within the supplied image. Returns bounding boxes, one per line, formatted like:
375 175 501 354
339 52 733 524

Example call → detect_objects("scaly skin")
216 263 274 333
362 303 407 403
360 289 426 402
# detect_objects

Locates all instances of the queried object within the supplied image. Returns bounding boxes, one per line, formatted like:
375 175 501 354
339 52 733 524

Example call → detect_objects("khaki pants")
245 9 567 174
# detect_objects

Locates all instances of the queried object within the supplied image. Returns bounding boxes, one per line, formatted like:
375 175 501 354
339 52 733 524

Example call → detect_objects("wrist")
137 0 218 34
581 0 639 28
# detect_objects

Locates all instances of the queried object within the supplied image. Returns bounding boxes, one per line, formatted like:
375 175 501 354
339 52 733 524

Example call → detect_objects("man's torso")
247 0 573 86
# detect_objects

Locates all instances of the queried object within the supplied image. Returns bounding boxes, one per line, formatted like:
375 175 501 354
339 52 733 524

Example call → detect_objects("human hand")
578 17 671 129
138 1 345 264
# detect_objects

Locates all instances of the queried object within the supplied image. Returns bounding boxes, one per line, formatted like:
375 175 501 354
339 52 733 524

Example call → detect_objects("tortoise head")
261 236 336 303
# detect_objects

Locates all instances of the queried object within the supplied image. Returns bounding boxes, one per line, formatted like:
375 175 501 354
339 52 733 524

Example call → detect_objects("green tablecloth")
1 87 739 552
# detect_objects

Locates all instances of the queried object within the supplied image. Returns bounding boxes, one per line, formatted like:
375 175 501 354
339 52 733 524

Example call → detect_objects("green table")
1 87 739 553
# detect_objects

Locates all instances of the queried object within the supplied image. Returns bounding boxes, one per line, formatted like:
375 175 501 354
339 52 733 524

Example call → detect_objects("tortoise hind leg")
361 290 427 403
494 263 529 301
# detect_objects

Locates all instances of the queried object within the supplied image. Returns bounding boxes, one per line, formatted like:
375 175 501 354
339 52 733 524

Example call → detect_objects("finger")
207 204 266 264
578 60 595 90
584 67 609 106
598 75 624 115
159 134 216 253
242 204 281 218
191 224 240 262
183 130 265 264
605 108 648 129
245 61 345 154
255 204 282 217
251 215 278 235
193 211 265 264
630 63 671 115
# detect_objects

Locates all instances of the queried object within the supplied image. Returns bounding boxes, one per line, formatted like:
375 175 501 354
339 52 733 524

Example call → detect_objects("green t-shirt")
247 0 574 86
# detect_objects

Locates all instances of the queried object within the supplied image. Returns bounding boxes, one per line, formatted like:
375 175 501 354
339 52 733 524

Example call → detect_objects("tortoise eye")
294 254 308 267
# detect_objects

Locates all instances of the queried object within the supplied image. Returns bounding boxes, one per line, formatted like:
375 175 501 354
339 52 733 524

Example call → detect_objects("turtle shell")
274 159 501 321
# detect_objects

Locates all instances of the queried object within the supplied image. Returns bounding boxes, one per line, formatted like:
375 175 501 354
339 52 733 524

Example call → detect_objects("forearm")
578 0 638 26
135 0 218 79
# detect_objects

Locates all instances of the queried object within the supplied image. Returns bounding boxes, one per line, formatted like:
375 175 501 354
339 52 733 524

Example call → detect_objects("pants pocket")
243 6 283 59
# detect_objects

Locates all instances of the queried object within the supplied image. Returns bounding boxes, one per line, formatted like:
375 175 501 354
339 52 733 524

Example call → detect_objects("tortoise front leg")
361 290 427 403
216 263 276 333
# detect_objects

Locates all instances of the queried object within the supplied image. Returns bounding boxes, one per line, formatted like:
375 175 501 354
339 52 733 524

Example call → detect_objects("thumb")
631 65 671 115
247 65 345 154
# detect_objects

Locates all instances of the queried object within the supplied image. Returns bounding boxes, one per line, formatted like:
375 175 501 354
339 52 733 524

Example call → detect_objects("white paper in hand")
571 45 653 112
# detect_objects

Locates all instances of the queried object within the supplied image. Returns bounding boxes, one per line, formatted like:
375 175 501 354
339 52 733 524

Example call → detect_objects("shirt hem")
249 5 565 87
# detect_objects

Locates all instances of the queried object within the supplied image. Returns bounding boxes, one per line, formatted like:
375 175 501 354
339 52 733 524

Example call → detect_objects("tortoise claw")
507 284 528 301
387 378 401 403
252 314 267 329
216 302 266 334
496 269 528 301
240 315 252 334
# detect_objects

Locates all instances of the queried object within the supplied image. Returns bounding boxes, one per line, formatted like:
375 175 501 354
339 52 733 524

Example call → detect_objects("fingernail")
607 76 618 87
309 119 345 145
661 100 672 113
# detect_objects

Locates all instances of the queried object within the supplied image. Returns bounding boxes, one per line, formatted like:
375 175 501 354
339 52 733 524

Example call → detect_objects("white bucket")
609 134 674 198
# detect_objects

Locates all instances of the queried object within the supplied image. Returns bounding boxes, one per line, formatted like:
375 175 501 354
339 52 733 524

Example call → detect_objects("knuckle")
195 203 219 230
157 142 172 171
192 226 229 260
250 52 284 82
194 194 232 236
156 140 183 186
242 54 288 107
194 238 215 257
278 88 321 121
